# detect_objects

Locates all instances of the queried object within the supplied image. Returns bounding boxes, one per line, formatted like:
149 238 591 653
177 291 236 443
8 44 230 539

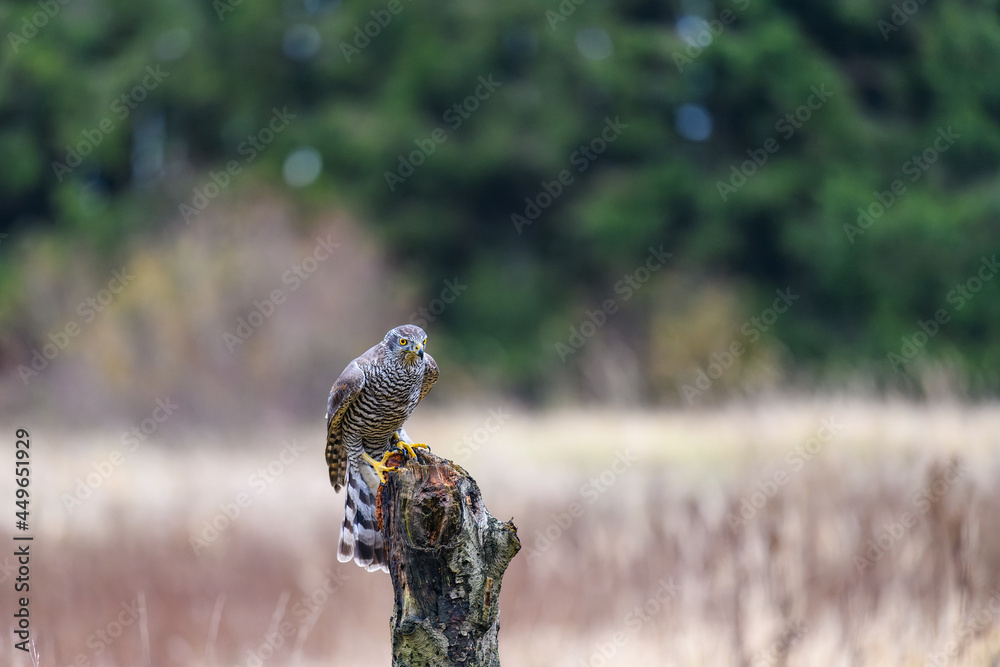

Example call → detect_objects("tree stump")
376 449 520 667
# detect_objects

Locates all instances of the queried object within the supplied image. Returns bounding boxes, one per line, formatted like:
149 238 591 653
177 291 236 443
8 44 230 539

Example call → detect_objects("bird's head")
385 324 428 366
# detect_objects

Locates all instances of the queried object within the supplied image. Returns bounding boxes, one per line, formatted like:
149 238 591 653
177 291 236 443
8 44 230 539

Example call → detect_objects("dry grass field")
2 399 1000 666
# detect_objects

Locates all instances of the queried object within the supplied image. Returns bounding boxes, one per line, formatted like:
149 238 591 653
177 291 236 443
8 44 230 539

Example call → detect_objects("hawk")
325 324 438 572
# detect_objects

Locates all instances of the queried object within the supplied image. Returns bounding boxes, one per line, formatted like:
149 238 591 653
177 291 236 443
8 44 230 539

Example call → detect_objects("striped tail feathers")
338 466 388 573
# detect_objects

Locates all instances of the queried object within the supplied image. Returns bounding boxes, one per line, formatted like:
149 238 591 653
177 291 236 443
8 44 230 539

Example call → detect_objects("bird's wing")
325 359 366 490
417 351 439 404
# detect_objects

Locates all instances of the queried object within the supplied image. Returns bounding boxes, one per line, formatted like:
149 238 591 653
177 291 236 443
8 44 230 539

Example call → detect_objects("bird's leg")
392 431 431 460
397 441 430 459
362 451 399 485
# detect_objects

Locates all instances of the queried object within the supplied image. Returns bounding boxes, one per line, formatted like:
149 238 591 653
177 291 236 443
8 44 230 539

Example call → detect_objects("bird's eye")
399 338 408 346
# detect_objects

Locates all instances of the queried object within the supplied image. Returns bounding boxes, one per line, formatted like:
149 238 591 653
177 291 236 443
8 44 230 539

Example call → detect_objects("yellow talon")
362 451 399 485
396 441 430 460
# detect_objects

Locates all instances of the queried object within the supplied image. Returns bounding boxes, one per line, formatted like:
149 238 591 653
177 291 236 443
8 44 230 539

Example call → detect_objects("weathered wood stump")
377 450 520 667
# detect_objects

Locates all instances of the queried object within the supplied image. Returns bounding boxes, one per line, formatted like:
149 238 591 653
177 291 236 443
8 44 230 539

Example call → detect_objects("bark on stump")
377 450 520 667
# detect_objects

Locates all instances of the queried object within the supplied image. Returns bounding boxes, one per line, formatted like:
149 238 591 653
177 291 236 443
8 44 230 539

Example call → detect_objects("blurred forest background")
2 0 999 423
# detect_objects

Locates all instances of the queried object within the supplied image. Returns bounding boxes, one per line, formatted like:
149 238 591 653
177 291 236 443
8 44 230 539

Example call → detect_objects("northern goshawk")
325 324 438 572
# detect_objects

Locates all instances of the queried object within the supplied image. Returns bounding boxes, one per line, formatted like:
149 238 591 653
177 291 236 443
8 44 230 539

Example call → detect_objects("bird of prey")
325 324 438 572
